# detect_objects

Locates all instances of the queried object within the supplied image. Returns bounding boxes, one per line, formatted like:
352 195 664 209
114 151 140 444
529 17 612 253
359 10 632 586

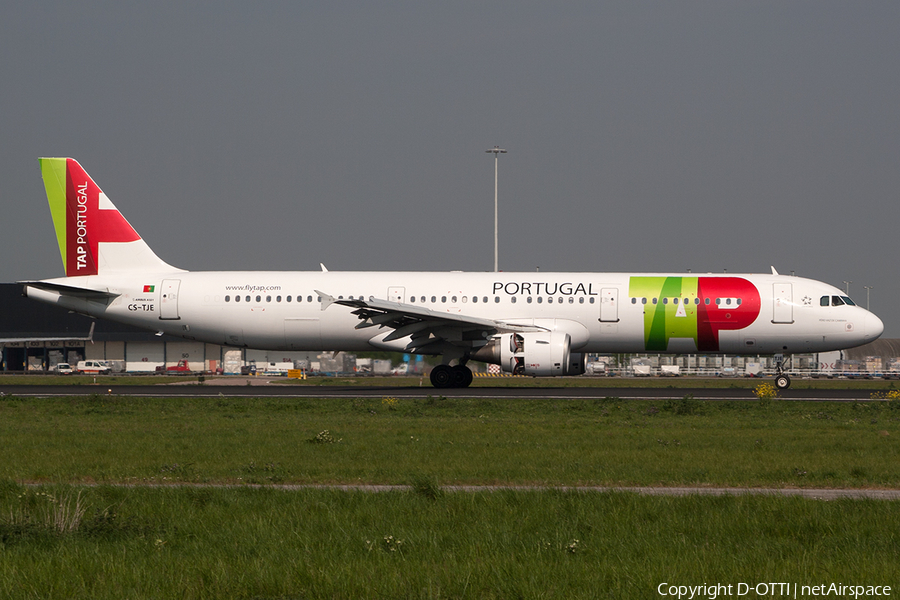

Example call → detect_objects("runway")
0 379 885 401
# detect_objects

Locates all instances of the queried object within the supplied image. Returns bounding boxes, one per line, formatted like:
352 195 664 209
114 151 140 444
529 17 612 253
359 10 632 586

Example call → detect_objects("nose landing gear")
773 354 791 390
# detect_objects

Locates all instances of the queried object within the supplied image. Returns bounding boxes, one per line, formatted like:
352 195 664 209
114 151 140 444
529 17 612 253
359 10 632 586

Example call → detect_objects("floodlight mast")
485 146 507 272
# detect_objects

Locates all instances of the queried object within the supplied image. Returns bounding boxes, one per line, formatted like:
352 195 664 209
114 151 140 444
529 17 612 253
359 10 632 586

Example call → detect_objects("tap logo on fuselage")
629 277 761 352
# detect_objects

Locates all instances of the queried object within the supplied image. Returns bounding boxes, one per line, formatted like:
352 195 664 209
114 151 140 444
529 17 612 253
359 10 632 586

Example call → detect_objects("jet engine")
496 332 582 376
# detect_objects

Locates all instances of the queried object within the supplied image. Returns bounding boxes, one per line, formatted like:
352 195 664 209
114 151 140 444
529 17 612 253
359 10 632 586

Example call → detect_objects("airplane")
21 158 884 390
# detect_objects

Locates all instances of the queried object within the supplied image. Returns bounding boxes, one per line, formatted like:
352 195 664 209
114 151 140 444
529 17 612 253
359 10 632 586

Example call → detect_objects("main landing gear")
430 364 473 389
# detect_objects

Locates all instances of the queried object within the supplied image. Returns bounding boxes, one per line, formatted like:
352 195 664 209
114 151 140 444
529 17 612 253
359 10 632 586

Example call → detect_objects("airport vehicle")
76 360 111 375
156 360 192 373
23 158 884 389
54 362 74 375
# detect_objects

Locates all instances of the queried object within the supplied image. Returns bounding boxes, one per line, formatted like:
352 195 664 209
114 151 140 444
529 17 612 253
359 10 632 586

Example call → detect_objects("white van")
76 360 111 375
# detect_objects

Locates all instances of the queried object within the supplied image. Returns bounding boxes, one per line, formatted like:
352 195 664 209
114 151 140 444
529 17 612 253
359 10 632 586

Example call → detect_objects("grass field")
1 394 899 487
2 484 899 599
1 393 898 598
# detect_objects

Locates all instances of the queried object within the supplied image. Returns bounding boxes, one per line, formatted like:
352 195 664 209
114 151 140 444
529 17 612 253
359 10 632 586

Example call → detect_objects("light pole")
486 146 506 272
843 281 852 295
864 286 872 310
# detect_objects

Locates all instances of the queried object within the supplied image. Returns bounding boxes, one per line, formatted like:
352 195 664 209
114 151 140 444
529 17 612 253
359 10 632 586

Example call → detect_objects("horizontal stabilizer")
0 322 95 344
19 280 119 300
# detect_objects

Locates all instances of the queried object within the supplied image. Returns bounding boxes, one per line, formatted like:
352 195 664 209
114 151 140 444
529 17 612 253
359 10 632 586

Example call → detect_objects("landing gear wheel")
430 364 454 389
774 374 791 390
452 365 473 388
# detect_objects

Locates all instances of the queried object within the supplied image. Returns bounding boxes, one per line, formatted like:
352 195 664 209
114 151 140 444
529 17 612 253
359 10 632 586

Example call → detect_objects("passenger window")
547 297 553 304
510 297 516 303
663 298 668 305
472 296 478 303
537 297 543 304
451 296 457 303
641 298 647 305
225 295 230 302
580 297 585 304
494 296 499 303
462 296 468 303
568 297 574 304
441 296 447 303
286 296 292 302
527 297 532 304
266 296 272 303
409 297 415 303
589 297 595 304
652 298 658 304
246 296 251 302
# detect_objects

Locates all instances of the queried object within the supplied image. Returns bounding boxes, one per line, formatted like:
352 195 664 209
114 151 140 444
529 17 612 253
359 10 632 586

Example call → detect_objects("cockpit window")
831 296 845 306
820 296 829 307
841 296 856 306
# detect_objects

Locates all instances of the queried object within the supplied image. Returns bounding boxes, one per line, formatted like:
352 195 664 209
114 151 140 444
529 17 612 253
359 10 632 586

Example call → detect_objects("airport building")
2 283 897 377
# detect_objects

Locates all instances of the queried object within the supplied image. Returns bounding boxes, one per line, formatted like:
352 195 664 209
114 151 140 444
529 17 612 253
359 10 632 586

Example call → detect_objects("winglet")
771 266 779 276
320 263 329 272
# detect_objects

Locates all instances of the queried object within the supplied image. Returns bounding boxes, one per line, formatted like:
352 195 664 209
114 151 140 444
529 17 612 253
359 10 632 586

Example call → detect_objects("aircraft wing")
315 290 546 354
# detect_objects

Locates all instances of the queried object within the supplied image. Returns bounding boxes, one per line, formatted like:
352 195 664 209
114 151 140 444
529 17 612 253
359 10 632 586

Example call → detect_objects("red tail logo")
65 160 140 276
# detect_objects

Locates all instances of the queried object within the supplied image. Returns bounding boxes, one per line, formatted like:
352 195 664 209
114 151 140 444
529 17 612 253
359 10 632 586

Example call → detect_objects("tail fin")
39 158 182 277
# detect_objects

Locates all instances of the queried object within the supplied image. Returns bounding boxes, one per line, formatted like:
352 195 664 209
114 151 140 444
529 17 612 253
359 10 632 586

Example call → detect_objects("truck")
156 360 192 373
76 360 111 375
659 365 680 377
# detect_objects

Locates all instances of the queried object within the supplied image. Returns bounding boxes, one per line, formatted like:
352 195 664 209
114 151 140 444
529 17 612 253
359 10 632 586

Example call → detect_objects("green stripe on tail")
39 157 69 273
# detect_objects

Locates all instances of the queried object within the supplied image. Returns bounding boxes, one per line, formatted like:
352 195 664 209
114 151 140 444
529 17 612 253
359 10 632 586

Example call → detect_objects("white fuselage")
26 270 884 356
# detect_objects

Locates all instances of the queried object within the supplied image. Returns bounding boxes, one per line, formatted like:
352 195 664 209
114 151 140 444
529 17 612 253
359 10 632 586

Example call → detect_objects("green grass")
1 394 899 488
0 483 898 599
1 395 899 598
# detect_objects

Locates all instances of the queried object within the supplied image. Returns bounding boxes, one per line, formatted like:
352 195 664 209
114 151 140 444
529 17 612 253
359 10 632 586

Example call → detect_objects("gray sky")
3 2 898 336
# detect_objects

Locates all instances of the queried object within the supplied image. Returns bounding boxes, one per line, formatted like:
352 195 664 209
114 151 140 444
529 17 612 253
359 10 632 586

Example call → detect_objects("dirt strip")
29 482 900 500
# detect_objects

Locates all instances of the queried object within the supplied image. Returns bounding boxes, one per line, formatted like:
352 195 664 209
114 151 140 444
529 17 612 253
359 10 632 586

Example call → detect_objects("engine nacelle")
567 352 587 376
499 332 572 376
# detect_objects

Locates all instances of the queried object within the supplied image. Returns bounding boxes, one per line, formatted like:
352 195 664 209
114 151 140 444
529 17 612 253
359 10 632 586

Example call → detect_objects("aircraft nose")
864 311 885 341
